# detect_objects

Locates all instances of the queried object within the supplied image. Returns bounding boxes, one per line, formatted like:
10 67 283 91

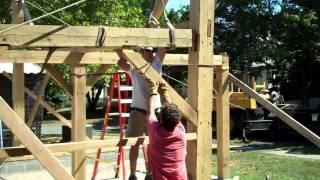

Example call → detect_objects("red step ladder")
91 72 148 180
91 72 129 180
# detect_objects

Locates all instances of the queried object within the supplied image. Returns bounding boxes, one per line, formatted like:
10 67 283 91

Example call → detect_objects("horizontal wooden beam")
0 49 223 65
0 97 74 179
0 133 197 158
120 50 198 126
0 24 192 48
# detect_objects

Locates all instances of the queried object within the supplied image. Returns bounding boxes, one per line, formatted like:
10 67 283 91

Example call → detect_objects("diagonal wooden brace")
118 50 198 126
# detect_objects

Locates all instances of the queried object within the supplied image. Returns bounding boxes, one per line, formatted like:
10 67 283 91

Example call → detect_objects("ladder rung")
118 85 133 91
111 99 132 104
107 125 127 130
109 112 130 117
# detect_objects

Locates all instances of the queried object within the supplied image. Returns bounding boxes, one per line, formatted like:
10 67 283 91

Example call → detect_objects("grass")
211 138 320 180
212 151 320 180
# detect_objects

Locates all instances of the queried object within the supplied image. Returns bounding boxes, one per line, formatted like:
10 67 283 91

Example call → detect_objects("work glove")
158 82 169 99
144 76 159 96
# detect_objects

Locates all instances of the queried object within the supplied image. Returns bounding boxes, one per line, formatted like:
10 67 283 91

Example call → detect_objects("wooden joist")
0 133 197 159
0 24 192 48
0 97 74 179
119 50 198 126
0 49 223 65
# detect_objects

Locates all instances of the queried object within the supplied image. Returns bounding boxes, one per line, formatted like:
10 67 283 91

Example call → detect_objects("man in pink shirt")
146 81 187 180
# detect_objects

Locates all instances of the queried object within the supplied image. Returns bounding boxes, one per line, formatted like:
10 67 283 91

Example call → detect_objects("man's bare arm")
156 48 166 62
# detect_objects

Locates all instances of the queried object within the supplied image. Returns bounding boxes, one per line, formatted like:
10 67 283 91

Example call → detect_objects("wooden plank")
0 24 192 48
27 74 49 127
3 72 71 127
0 49 223 65
215 55 230 178
86 64 111 93
11 0 25 147
0 97 74 179
119 50 198 126
187 0 215 179
229 73 320 147
71 65 87 180
0 50 118 64
12 63 24 146
152 0 168 19
45 64 73 96
0 133 197 159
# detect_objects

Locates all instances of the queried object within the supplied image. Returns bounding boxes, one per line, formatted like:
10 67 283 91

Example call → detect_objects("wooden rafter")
118 50 198 126
152 0 168 19
0 24 192 48
0 97 74 179
3 72 71 127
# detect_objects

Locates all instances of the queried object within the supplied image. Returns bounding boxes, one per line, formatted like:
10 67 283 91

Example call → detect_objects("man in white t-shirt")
117 47 165 180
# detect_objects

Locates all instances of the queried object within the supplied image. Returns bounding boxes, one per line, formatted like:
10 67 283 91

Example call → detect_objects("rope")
162 73 187 87
161 0 176 48
0 0 87 34
25 0 70 26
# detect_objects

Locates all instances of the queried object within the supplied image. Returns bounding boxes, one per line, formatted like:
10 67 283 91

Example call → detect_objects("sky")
166 0 189 10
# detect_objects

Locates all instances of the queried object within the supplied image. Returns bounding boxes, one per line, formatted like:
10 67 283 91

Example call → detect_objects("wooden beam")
229 73 320 147
3 72 71 127
215 55 230 178
0 133 197 159
187 0 214 179
45 64 73 96
152 0 168 19
71 65 87 180
86 64 111 93
11 0 25 146
0 24 192 48
12 63 24 146
0 50 118 64
119 50 198 126
0 97 74 179
27 74 49 127
0 49 223 65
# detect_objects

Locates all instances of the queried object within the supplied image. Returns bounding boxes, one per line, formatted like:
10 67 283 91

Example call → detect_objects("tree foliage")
0 0 150 110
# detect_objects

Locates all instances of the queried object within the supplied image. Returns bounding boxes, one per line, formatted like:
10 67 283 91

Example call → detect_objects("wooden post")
11 0 25 146
215 54 230 178
187 0 215 179
71 64 87 180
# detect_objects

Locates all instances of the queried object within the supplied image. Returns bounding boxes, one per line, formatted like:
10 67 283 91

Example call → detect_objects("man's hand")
158 82 170 103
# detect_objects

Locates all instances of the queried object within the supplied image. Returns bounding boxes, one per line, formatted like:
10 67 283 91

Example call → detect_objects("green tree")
0 0 151 111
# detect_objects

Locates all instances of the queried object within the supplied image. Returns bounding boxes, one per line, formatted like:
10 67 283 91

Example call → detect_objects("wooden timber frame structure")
1 0 320 180
0 0 229 179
